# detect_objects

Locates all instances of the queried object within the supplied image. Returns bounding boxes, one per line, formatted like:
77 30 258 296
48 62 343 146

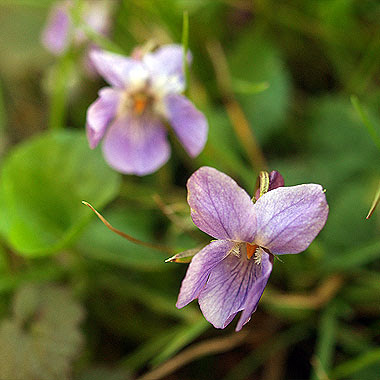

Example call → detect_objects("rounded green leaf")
0 130 121 256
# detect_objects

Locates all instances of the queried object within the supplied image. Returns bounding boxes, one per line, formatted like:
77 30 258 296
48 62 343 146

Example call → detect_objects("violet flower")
86 45 208 175
42 0 112 55
176 167 329 331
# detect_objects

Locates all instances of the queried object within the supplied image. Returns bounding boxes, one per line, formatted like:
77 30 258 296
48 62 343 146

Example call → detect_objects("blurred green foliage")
0 130 121 256
0 284 84 380
0 0 379 379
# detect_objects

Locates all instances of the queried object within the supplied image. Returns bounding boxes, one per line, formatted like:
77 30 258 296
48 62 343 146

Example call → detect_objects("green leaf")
308 96 380 174
228 30 292 143
320 180 378 252
0 284 84 380
0 130 121 256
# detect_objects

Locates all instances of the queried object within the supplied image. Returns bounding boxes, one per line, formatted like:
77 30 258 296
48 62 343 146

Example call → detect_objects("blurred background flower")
42 0 112 55
86 46 208 175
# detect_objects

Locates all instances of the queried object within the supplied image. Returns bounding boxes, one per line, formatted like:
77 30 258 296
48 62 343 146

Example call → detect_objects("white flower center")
117 65 184 119
228 242 266 265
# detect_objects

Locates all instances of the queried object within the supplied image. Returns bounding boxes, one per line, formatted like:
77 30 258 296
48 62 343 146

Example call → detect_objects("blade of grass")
311 302 339 380
324 239 380 273
348 30 380 94
366 181 380 219
330 348 380 380
48 51 73 130
336 324 373 356
79 24 126 54
97 273 199 323
351 95 380 151
222 324 311 380
120 327 182 373
150 318 209 366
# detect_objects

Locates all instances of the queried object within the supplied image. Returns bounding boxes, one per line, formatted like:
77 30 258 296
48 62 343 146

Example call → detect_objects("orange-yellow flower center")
246 243 259 260
133 94 148 115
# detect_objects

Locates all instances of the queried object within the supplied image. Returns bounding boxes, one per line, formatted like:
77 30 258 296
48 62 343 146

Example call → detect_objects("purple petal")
165 94 208 157
176 240 234 309
235 253 273 331
269 171 285 191
187 167 256 241
198 251 272 329
254 184 329 254
86 87 120 149
143 44 191 79
255 170 285 200
83 0 112 37
89 49 144 88
42 3 71 55
102 114 170 176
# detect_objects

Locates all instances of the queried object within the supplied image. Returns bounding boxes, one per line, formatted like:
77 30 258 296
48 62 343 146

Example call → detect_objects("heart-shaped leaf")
0 130 121 256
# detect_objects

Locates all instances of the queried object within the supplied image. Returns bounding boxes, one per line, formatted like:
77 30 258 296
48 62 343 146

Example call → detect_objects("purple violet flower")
86 45 208 175
42 0 112 55
176 167 329 331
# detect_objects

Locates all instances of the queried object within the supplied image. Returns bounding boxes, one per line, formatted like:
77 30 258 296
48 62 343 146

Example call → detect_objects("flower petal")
89 49 145 88
187 167 256 241
102 114 170 176
268 170 285 191
86 87 120 149
42 3 71 55
165 94 208 157
255 170 285 200
176 240 234 309
198 251 272 329
83 0 112 36
235 253 273 331
143 44 191 79
254 184 329 254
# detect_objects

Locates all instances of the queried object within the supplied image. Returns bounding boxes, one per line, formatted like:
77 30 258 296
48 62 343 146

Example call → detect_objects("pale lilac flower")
176 167 329 331
86 46 208 175
42 0 112 55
